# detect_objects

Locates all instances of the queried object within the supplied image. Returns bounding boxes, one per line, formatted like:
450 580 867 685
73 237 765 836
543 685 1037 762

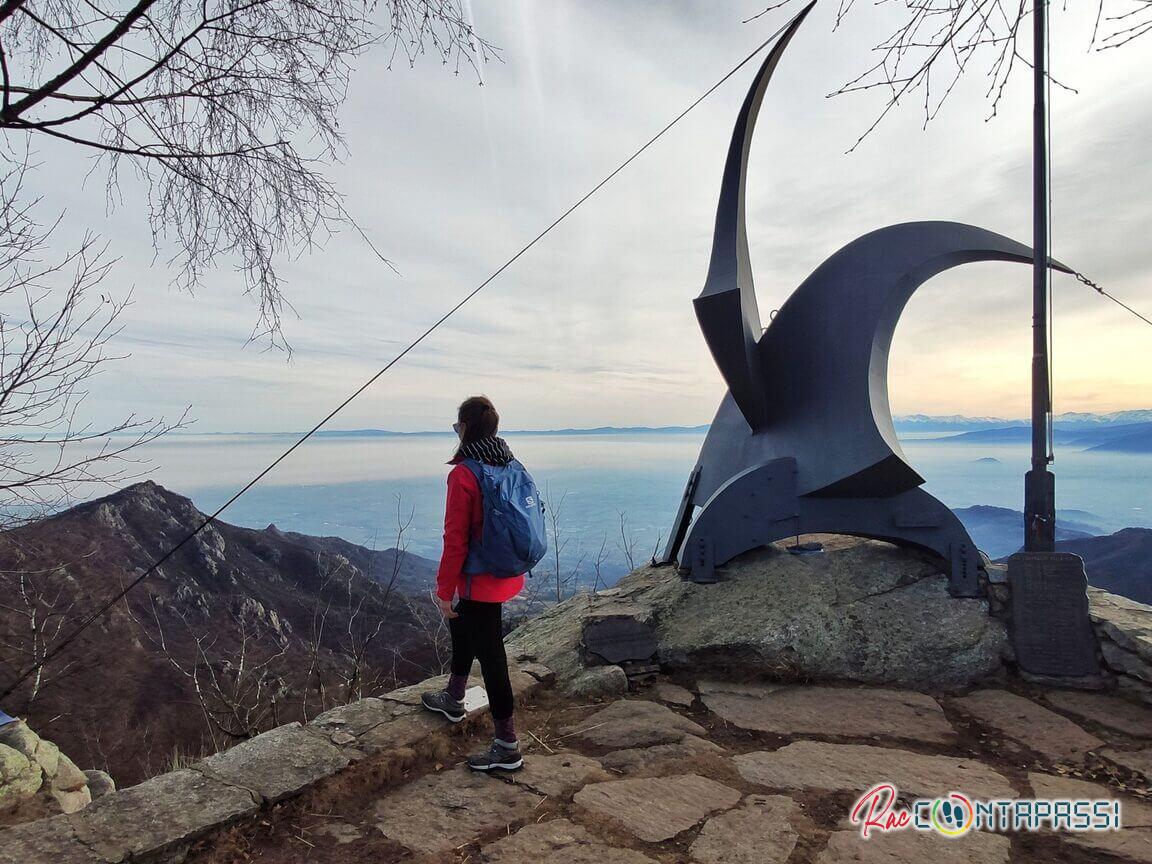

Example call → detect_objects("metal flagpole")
1009 0 1101 681
1024 0 1056 553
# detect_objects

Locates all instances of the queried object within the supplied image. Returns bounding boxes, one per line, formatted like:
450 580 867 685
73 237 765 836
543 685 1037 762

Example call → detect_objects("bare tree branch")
0 151 188 526
754 0 1148 148
0 1 497 345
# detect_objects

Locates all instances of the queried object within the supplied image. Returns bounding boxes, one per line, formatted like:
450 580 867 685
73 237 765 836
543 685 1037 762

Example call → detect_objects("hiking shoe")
467 738 523 772
420 689 465 723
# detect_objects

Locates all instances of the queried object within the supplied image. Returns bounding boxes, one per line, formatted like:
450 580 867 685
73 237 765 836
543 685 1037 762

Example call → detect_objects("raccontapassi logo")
850 783 1122 839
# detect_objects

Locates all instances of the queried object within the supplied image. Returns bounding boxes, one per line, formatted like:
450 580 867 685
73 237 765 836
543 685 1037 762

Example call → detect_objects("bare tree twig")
752 0 1147 147
0 1 497 345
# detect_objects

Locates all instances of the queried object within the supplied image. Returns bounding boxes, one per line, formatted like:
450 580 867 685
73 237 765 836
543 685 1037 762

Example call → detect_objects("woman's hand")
434 594 458 619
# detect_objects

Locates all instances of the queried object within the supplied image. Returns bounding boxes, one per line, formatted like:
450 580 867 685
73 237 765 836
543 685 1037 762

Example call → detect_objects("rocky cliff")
508 535 1010 696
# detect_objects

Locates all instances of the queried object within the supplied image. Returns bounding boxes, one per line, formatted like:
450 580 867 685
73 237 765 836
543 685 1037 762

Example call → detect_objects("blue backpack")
461 458 548 578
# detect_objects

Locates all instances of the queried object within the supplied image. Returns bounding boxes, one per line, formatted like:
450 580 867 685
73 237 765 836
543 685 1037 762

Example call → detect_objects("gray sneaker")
421 689 465 723
467 738 523 772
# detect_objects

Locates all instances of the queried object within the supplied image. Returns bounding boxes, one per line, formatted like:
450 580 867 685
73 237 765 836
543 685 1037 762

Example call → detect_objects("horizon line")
165 409 1152 437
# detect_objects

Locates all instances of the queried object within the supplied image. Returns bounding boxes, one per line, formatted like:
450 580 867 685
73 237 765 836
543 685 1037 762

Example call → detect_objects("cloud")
9 0 1150 433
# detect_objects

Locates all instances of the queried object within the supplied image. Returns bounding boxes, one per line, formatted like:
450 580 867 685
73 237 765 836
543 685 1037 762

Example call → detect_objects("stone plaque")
1008 552 1100 678
582 616 657 665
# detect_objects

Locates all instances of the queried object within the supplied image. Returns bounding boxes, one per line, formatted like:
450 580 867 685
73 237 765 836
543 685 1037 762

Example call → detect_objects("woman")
421 395 526 771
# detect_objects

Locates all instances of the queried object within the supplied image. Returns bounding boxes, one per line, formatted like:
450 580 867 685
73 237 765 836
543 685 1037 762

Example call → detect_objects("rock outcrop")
0 720 111 825
509 536 1009 694
1090 588 1152 702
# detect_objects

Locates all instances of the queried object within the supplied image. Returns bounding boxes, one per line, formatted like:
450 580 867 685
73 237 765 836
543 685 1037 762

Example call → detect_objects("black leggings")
449 598 514 721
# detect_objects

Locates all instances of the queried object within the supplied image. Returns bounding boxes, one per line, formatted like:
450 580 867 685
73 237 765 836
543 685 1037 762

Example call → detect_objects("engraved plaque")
582 616 658 665
1008 552 1100 677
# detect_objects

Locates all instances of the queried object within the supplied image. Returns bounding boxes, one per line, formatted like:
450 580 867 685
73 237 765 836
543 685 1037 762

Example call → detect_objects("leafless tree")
0 1 495 344
302 495 415 712
148 597 291 750
515 483 586 607
546 488 572 602
395 590 452 675
0 548 81 711
617 510 638 573
0 158 187 524
755 0 1150 149
589 532 610 594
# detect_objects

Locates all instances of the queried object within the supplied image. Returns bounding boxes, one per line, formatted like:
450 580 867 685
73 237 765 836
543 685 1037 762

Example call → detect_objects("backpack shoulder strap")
458 458 484 485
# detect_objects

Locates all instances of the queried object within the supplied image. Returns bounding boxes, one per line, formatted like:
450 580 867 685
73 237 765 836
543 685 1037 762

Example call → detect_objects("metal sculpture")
661 8 1072 597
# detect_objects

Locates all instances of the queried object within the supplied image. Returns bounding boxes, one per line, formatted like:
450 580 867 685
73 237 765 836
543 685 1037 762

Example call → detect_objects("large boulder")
508 537 1008 693
0 720 98 823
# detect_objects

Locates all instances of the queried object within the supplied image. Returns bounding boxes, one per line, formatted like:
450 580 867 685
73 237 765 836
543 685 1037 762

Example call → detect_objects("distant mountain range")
187 425 712 438
922 421 1152 453
894 409 1152 433
306 413 1152 452
189 410 1152 439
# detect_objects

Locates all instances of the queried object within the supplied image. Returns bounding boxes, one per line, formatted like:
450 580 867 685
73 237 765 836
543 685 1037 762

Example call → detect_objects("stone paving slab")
0 814 103 864
69 768 259 863
356 710 451 754
1029 773 1152 863
375 766 544 854
735 742 1016 799
1060 829 1152 864
1098 746 1152 783
1028 772 1152 827
599 734 730 777
697 680 776 698
816 828 1011 863
1044 689 1152 738
652 683 695 707
688 794 799 864
561 699 706 749
310 697 414 738
953 689 1105 763
195 723 354 803
572 773 741 843
511 752 608 798
480 817 658 864
700 683 955 744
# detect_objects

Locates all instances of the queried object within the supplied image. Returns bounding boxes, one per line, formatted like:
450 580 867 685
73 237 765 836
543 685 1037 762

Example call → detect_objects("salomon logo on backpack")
461 459 548 577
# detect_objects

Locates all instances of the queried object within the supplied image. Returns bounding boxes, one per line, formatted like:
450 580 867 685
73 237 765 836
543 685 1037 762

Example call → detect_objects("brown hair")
455 395 499 452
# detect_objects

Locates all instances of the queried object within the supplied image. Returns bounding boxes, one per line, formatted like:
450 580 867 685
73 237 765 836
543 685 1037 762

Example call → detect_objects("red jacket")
436 463 526 603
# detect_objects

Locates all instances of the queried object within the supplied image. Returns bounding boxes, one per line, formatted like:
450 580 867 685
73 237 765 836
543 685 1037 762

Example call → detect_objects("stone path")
22 676 1152 864
699 681 957 744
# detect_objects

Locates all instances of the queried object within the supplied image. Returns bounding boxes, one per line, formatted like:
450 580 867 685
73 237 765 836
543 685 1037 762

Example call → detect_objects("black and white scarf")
454 435 515 466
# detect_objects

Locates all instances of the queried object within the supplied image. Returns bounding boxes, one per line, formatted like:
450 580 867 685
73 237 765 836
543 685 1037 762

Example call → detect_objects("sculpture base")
668 459 984 597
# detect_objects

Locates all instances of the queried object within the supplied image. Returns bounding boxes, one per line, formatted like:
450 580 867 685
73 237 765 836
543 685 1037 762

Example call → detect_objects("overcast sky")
24 1 1152 433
